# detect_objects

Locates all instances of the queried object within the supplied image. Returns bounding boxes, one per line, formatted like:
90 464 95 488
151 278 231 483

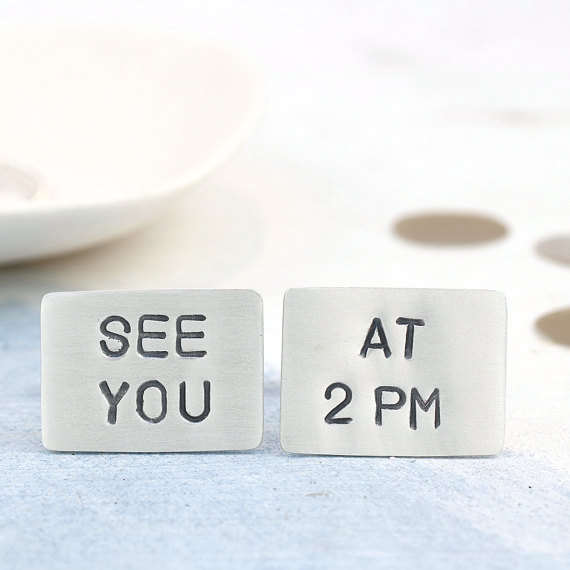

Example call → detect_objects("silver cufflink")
280 288 506 456
42 287 507 457
41 289 263 452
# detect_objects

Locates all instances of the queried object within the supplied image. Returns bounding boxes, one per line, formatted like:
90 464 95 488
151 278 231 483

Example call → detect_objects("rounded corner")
243 289 262 304
282 288 298 303
249 430 264 451
491 289 507 303
40 291 59 311
243 289 263 312
239 425 263 452
278 431 298 455
41 433 58 452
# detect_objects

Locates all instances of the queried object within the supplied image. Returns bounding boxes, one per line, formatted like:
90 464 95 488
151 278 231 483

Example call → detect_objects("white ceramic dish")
0 23 263 264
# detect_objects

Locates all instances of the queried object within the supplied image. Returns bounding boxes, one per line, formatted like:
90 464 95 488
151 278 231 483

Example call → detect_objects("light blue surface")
1 302 569 569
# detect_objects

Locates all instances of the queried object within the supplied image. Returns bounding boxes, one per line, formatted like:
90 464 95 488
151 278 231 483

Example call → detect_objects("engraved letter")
360 318 392 358
138 315 169 358
100 316 131 357
396 317 425 359
99 381 129 424
176 315 207 358
374 386 406 426
136 380 167 423
410 388 440 430
179 380 211 423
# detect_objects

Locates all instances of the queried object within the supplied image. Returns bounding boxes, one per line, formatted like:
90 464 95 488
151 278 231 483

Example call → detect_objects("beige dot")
536 308 570 347
394 212 507 245
536 236 570 267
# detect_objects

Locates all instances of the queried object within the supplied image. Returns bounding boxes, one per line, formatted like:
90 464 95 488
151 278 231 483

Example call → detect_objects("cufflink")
41 289 263 452
280 288 506 456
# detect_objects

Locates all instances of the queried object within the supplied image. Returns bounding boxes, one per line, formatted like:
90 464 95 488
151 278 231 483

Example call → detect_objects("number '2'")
324 382 353 424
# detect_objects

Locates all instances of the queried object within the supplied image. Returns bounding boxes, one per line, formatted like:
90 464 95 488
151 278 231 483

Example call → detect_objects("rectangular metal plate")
42 289 263 452
280 288 506 456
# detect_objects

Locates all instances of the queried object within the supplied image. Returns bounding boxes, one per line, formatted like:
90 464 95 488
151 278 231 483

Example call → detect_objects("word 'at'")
360 317 425 359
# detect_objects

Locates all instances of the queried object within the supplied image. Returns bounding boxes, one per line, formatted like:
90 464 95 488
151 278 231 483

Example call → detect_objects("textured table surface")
1 1 570 568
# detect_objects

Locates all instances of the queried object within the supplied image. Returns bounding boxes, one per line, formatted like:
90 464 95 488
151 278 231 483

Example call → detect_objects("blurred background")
0 2 569 568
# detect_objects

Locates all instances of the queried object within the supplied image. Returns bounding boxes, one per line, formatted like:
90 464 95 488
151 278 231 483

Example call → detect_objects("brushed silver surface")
42 289 263 452
280 288 506 456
